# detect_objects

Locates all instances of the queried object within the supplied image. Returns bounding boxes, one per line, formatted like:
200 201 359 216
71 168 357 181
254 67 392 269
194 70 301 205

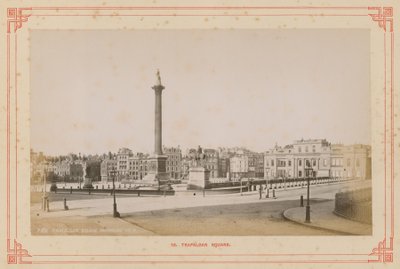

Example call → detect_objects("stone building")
230 155 248 179
163 146 182 179
202 148 219 178
30 161 56 184
264 139 331 180
107 148 158 181
264 139 371 180
69 162 84 182
229 152 264 179
330 144 345 178
341 144 371 180
100 158 117 182
54 160 71 178
218 157 230 179
116 148 133 180
128 153 149 180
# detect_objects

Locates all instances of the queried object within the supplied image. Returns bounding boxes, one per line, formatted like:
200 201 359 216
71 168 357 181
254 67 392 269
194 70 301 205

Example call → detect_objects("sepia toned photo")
2 0 400 267
30 29 372 236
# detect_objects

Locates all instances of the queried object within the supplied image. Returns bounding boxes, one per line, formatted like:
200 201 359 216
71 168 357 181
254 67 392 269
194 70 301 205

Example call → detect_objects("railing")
207 176 347 190
334 187 372 224
52 186 175 196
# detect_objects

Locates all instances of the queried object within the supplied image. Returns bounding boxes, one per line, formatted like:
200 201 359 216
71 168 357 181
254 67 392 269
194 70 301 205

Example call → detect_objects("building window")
313 160 316 166
298 147 302 153
305 146 309 153
288 160 292 166
299 171 302 177
299 160 302 166
271 160 274 166
323 159 327 166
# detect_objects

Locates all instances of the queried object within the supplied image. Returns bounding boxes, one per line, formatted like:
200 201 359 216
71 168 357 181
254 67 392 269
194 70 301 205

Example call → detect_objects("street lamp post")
283 174 286 190
305 166 312 223
42 172 47 211
112 173 120 218
239 177 243 196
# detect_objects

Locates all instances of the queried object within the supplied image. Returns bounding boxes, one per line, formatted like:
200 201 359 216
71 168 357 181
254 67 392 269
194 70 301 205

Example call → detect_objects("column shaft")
154 90 162 155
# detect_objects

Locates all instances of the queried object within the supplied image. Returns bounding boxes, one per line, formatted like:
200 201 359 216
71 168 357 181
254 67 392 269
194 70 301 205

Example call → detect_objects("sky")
31 29 370 155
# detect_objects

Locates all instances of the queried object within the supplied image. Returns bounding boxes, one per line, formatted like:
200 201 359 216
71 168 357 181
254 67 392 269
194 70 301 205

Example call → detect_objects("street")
31 180 371 235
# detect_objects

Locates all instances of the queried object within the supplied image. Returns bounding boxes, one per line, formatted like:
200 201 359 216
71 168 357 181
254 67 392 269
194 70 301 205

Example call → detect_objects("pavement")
32 180 357 217
283 200 372 235
31 180 372 235
32 179 371 219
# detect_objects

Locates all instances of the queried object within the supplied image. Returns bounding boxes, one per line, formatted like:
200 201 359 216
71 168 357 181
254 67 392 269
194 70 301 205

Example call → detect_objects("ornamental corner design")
7 8 32 33
368 239 394 263
7 239 32 264
368 7 394 32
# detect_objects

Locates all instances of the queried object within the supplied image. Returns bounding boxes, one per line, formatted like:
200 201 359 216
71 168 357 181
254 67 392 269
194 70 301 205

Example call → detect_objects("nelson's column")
141 70 170 188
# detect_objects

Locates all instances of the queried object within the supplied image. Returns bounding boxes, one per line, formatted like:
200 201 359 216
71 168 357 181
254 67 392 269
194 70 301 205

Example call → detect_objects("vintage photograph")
30 29 372 236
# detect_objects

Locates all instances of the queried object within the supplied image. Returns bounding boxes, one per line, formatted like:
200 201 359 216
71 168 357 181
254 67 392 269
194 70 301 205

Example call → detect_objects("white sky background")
31 29 370 155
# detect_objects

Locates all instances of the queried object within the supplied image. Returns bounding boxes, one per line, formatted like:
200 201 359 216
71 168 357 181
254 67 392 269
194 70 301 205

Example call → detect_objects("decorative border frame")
4 5 395 265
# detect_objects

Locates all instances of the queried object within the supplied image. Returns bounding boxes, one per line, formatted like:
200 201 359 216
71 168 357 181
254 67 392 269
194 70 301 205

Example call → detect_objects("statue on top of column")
156 69 162 85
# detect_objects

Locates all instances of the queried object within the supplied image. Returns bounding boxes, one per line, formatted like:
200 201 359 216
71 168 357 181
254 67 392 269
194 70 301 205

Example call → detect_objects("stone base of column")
141 172 170 188
187 166 211 190
82 176 94 189
141 155 170 189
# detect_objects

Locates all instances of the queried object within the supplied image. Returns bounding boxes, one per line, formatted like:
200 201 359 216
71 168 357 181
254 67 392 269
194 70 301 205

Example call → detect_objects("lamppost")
305 165 313 223
239 177 243 196
283 173 287 190
112 173 120 218
42 171 47 211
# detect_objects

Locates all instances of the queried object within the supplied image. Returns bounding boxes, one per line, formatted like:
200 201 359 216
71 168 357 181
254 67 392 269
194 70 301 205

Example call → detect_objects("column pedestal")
83 176 94 189
187 167 211 190
141 155 170 188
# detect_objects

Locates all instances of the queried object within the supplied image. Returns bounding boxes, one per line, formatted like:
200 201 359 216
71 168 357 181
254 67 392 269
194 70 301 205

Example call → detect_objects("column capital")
152 84 165 91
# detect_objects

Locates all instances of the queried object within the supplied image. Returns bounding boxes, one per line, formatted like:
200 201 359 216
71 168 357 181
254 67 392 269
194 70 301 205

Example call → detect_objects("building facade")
229 152 264 179
341 144 371 180
230 155 248 179
70 162 84 182
54 160 71 178
202 148 219 178
264 139 371 180
163 146 182 179
330 144 344 178
100 158 117 182
218 157 230 179
116 148 133 180
128 153 149 180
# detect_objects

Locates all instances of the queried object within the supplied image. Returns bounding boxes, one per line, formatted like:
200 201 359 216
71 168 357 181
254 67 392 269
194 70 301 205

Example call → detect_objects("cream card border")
0 0 399 268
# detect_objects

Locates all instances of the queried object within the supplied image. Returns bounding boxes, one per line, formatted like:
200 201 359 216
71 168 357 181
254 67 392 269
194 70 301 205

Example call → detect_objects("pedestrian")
259 185 262 199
